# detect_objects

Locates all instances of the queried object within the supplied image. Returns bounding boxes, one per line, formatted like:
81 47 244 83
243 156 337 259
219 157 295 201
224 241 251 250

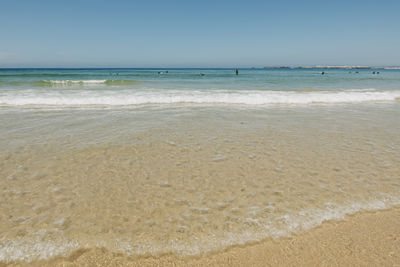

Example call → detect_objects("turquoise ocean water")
1 68 400 107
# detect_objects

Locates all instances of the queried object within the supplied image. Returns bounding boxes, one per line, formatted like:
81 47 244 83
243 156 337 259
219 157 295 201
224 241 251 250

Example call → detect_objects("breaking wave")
34 79 140 86
1 89 400 107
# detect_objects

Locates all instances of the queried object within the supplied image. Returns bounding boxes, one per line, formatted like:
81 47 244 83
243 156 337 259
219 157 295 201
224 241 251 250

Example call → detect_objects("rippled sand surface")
1 104 400 263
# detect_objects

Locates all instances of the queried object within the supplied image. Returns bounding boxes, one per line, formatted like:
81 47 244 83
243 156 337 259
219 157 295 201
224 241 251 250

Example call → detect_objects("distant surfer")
200 73 205 76
235 68 239 75
321 71 325 75
165 70 169 74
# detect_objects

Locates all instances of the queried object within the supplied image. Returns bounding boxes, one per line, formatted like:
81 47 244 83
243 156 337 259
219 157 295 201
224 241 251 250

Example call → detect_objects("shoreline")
1 103 399 266
5 206 400 266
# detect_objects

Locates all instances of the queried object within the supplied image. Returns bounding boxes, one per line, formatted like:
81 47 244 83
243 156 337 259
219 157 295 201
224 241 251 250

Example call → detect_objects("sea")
1 68 400 106
1 68 400 263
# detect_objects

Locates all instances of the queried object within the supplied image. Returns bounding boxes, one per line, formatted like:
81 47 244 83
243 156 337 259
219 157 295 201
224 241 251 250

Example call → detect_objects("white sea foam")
0 233 79 263
41 80 108 84
111 196 400 257
1 196 398 262
1 89 400 107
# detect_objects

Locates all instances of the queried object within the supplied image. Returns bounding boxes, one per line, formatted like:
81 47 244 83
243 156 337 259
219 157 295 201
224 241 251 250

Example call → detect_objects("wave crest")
1 89 400 107
34 80 140 86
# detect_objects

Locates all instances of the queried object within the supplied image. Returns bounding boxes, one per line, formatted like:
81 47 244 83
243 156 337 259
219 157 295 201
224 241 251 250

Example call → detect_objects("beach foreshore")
1 104 399 266
4 206 399 267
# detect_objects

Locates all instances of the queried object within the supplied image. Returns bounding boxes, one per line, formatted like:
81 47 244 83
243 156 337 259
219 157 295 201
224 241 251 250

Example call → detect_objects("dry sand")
6 207 399 267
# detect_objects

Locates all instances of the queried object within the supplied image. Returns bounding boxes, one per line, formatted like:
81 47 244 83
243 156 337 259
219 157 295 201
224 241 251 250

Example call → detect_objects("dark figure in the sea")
373 71 376 74
356 71 359 73
235 68 239 75
165 70 169 74
377 71 380 74
200 73 205 76
321 71 325 75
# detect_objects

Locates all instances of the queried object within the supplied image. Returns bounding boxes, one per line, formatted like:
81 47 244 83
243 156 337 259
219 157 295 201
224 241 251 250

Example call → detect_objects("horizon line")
1 65 400 70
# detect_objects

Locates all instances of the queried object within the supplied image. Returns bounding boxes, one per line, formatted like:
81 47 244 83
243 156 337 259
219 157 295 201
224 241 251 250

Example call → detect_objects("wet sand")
1 104 400 266
8 207 399 266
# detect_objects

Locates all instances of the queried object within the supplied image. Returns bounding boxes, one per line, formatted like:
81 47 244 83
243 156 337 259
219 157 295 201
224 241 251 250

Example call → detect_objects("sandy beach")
4 207 397 266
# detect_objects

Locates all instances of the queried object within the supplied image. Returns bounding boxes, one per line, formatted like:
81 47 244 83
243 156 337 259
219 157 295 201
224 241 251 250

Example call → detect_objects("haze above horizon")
1 0 399 68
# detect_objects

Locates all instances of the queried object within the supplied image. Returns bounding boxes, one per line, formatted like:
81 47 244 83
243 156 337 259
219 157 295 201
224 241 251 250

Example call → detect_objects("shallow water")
1 102 400 263
1 68 400 263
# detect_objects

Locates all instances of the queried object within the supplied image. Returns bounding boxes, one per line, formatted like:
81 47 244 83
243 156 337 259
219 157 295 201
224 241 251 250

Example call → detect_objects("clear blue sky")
1 0 399 67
